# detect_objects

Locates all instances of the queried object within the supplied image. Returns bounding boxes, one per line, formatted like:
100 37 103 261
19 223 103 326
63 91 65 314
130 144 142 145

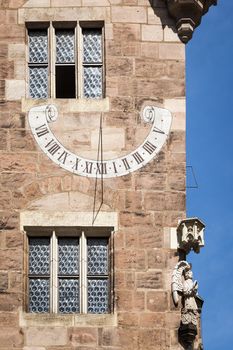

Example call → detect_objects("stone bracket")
163 0 217 43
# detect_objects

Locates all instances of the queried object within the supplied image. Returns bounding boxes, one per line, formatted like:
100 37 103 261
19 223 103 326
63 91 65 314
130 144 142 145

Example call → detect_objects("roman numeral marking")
122 157 130 171
96 162 107 175
153 126 165 135
58 150 69 165
142 141 157 155
72 157 81 171
84 161 93 174
45 139 61 155
132 151 144 164
112 162 118 174
35 124 49 137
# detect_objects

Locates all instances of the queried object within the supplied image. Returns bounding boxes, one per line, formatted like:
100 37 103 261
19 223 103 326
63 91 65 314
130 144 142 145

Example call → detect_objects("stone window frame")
26 21 105 100
24 226 114 314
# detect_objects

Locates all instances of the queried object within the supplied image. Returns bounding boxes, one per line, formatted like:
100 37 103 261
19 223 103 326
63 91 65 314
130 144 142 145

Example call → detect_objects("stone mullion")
51 230 58 313
80 230 87 313
50 23 56 99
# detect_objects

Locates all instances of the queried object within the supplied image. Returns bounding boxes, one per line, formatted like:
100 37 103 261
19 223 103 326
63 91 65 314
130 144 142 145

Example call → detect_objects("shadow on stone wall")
148 0 176 34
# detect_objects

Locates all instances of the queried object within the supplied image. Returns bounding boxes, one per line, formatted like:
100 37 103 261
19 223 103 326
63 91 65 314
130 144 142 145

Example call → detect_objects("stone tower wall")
0 0 186 349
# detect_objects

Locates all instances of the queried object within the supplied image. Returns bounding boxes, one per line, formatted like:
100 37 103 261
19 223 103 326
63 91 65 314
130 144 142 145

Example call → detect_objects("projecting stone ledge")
163 0 217 43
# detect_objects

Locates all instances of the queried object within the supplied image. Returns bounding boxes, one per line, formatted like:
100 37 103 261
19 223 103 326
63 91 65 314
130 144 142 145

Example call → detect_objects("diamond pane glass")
87 238 108 275
29 278 49 313
58 238 79 275
83 67 102 99
83 29 102 63
29 30 48 63
59 279 79 313
29 238 50 275
29 67 48 99
88 279 108 313
56 30 74 63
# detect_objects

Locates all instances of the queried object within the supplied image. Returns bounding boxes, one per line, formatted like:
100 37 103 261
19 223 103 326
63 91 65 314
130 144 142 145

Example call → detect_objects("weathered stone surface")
100 327 120 347
165 191 185 211
147 291 168 312
111 6 147 23
107 57 133 76
0 211 19 230
0 312 18 326
116 290 133 311
0 248 22 270
138 328 166 349
141 24 163 41
5 231 23 248
69 327 98 346
125 191 143 211
139 312 165 328
159 43 185 60
135 58 166 78
0 129 8 151
135 173 166 191
139 228 163 248
51 0 81 6
119 211 154 228
0 153 37 173
0 25 24 40
25 327 67 346
0 327 23 347
136 271 163 289
118 328 139 350
115 249 146 270
147 249 166 269
0 44 8 58
0 272 8 292
0 292 21 311
10 130 37 151
0 190 12 209
144 192 165 211
135 78 185 97
118 312 139 327
5 79 25 100
8 271 22 292
110 96 134 112
0 60 14 79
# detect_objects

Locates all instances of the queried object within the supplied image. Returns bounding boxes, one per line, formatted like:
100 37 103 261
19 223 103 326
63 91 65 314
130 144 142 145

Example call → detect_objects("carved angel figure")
171 261 199 325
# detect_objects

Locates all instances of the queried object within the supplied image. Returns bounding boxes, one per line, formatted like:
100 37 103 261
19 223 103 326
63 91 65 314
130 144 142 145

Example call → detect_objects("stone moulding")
163 0 217 43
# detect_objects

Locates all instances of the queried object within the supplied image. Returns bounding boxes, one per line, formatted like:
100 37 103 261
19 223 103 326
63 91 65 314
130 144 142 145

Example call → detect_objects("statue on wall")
172 261 199 326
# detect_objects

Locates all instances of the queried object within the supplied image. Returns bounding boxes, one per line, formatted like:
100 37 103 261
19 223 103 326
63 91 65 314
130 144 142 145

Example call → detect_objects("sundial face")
28 104 172 178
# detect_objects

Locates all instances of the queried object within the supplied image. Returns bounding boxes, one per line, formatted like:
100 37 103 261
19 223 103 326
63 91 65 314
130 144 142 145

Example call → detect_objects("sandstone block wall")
0 0 188 349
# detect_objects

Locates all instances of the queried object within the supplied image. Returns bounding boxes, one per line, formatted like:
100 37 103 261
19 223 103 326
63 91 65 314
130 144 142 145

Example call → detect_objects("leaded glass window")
58 238 80 313
28 237 50 313
27 24 104 99
27 231 111 314
87 238 109 313
83 29 103 98
28 30 48 99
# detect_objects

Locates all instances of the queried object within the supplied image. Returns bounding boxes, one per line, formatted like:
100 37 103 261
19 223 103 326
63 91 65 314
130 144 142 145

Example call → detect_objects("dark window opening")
55 66 75 98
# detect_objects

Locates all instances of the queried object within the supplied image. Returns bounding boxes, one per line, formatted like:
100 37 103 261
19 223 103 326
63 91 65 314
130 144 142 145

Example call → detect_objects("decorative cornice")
163 0 217 43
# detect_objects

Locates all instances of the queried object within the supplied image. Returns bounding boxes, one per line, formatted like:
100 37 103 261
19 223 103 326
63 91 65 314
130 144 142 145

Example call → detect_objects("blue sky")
186 2 233 349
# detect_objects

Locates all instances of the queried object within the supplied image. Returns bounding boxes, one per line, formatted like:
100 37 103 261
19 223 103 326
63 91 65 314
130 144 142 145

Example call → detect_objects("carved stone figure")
171 261 199 326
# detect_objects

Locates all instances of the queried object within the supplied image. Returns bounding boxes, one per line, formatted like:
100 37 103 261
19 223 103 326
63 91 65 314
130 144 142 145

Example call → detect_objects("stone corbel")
163 0 217 43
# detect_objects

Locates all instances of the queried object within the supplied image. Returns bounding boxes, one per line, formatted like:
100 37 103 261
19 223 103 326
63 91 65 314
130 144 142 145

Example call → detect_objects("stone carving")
163 0 217 43
172 261 198 326
177 218 205 254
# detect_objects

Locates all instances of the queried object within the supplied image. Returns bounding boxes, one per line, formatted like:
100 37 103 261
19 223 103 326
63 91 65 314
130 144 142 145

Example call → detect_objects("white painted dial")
28 104 172 178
